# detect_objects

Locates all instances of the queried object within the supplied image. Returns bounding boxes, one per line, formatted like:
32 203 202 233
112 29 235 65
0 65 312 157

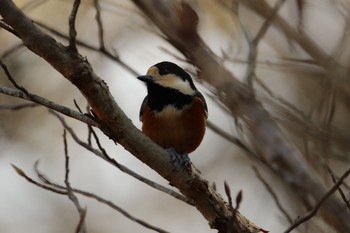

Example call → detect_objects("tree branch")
284 168 350 233
0 85 97 127
62 129 87 233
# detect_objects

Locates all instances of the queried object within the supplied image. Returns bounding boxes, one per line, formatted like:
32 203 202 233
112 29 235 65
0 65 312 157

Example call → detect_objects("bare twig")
0 86 97 126
327 166 350 211
295 0 305 29
0 61 30 95
253 166 293 224
68 0 81 51
206 120 255 157
0 103 38 110
73 99 83 114
63 129 87 233
235 190 242 212
94 0 105 51
11 164 67 195
284 168 350 233
86 106 93 146
75 208 87 233
224 181 233 210
238 0 288 88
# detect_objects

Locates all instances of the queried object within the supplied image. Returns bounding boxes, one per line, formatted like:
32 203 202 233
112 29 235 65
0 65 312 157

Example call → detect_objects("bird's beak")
137 75 154 83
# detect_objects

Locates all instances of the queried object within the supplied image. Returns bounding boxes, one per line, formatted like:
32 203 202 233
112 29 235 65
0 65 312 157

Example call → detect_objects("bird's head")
138 61 197 95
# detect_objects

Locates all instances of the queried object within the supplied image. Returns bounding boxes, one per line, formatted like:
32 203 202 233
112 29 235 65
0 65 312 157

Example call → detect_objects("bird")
138 61 208 167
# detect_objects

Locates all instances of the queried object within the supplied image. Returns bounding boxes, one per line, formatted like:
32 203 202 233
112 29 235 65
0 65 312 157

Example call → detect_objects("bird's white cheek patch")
157 75 195 95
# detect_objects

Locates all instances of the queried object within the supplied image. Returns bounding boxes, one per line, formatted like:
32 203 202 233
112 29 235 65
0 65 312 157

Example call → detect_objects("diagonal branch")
0 85 97 126
284 168 350 233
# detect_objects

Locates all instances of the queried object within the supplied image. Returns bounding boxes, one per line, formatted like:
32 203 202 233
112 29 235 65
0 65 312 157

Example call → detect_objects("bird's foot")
166 148 191 168
181 153 190 168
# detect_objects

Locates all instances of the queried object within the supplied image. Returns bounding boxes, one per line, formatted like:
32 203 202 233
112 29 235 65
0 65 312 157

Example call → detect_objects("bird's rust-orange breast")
142 96 206 154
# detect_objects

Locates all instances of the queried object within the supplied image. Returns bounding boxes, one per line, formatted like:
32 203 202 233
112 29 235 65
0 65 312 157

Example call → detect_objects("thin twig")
68 0 81 51
284 168 350 233
63 129 87 233
253 166 293 224
0 103 39 110
94 0 105 51
86 105 93 146
235 190 242 212
327 166 350 211
0 86 97 127
224 181 233 210
75 208 87 233
11 164 67 195
206 120 256 157
239 0 288 88
73 99 83 113
0 61 30 95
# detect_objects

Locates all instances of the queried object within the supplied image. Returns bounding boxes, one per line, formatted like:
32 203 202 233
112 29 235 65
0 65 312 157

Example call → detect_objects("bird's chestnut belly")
142 98 206 154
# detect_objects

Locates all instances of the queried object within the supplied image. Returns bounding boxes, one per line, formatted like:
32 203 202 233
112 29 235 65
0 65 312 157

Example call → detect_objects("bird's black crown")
153 61 197 90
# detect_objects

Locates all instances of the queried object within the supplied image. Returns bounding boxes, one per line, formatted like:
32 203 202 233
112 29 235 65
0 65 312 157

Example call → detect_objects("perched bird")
138 61 208 166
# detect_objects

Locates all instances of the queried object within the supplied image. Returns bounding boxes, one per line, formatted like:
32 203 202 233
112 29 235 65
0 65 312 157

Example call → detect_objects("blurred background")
1 0 350 232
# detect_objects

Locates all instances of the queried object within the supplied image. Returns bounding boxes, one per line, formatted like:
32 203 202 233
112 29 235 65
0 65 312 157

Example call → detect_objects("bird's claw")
166 148 191 168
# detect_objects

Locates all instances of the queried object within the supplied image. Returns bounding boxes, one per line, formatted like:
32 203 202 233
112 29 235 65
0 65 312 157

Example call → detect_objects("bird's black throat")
146 83 192 112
